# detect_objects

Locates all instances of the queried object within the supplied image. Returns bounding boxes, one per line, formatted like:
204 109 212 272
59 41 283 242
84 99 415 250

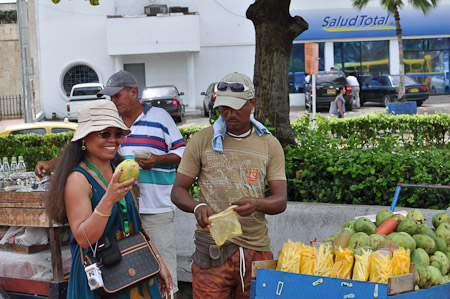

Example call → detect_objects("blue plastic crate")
251 269 450 298
386 101 417 115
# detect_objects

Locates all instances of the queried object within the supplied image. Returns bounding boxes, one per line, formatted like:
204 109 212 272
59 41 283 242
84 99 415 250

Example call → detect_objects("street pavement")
178 94 450 128
1 95 450 129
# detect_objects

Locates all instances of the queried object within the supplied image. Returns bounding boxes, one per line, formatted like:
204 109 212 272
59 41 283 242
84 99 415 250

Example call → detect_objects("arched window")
62 65 99 96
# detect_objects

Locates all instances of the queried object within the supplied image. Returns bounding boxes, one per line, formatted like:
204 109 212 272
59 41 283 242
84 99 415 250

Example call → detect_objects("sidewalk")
0 118 24 129
2 95 449 129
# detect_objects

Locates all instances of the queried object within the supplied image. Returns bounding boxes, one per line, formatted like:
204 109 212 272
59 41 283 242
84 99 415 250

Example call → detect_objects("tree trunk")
246 0 308 147
393 5 406 101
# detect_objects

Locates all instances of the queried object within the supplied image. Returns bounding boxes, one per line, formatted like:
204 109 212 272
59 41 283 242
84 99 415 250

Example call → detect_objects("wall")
35 0 313 118
0 1 40 119
0 3 21 98
35 0 116 118
0 20 21 96
34 0 261 118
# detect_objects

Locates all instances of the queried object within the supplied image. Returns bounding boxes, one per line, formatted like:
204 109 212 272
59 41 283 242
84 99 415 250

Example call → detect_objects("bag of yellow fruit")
391 247 410 277
276 240 302 273
352 247 372 281
331 247 354 279
369 249 392 284
300 244 316 275
313 242 334 277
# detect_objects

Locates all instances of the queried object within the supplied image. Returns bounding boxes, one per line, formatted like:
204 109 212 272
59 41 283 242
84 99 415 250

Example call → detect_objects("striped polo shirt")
119 104 186 214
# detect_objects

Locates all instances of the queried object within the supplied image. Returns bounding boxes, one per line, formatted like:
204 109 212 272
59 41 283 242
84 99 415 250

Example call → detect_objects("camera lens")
88 277 98 288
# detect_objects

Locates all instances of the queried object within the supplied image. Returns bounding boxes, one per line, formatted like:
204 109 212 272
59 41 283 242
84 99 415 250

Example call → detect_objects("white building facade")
32 0 450 119
34 0 262 118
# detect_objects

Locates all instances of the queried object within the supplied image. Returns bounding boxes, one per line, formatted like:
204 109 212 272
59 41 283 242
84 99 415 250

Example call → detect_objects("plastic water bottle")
17 156 26 173
2 157 10 178
10 157 18 173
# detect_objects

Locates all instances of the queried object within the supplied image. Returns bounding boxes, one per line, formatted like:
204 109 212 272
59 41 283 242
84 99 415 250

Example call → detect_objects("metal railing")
0 95 23 120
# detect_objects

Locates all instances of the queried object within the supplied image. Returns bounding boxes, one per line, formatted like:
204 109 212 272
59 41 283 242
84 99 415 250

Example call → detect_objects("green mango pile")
321 209 450 289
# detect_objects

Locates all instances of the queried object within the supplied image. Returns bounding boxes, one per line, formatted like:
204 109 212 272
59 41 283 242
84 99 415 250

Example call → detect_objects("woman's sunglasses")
97 131 126 139
217 82 250 92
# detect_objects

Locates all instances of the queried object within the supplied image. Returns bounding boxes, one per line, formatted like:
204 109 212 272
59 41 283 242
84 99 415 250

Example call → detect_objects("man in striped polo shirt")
98 70 185 297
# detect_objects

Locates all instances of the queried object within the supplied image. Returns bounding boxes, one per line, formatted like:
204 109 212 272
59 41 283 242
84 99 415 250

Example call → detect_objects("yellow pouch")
277 240 302 273
300 244 316 275
313 242 334 277
331 247 354 279
369 249 392 284
352 247 372 281
208 205 242 246
391 247 410 277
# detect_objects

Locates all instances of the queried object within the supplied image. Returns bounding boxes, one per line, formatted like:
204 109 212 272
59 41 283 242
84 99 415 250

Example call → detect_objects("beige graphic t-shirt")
177 126 286 251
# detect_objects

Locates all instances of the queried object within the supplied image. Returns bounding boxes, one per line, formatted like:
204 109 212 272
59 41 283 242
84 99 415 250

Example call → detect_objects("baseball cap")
97 70 138 97
213 72 255 110
71 100 131 142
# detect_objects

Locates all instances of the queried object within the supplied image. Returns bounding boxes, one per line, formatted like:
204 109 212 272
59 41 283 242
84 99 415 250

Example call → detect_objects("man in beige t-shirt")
171 72 287 299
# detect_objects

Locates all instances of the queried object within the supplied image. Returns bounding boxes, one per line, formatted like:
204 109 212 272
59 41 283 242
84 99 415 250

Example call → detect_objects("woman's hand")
104 169 137 204
158 261 173 297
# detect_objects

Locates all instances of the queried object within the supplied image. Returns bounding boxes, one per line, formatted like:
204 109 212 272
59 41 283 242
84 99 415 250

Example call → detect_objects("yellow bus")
404 55 432 85
336 59 389 75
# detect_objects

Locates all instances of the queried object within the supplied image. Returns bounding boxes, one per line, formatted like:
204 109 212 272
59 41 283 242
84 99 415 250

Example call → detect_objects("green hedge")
1 114 449 210
0 132 74 172
288 113 450 210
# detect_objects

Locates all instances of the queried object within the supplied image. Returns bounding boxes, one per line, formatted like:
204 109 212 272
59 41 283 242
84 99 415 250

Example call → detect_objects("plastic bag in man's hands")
208 205 242 246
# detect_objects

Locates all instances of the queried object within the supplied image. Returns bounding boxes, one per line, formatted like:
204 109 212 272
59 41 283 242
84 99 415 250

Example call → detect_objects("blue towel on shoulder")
212 115 271 153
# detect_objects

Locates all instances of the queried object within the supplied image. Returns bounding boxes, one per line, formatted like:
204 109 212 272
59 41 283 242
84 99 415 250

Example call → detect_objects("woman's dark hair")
44 140 123 225
336 86 346 95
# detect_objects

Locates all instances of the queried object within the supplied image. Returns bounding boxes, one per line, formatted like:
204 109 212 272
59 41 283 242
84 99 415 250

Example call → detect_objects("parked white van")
66 83 108 121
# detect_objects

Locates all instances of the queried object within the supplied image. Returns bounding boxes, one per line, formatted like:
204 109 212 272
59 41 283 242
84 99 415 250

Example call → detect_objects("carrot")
376 218 397 235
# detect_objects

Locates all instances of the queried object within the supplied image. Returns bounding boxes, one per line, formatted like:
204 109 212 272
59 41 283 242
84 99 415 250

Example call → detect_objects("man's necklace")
226 128 253 139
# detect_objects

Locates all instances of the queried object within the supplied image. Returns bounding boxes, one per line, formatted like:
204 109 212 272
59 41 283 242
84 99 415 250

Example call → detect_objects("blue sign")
292 5 450 40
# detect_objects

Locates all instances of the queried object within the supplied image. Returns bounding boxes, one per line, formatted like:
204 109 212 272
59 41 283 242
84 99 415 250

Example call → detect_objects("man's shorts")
192 247 273 299
141 212 178 293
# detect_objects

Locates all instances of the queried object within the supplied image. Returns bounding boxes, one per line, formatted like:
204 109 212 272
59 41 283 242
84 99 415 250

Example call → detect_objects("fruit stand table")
0 191 68 298
250 268 450 298
250 259 450 299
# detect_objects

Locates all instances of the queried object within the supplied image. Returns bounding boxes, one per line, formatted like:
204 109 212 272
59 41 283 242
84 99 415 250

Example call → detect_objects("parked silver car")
430 72 449 94
141 85 185 123
201 82 218 117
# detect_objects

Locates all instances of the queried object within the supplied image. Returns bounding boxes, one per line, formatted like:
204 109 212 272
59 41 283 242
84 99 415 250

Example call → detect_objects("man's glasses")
97 131 126 139
217 82 250 92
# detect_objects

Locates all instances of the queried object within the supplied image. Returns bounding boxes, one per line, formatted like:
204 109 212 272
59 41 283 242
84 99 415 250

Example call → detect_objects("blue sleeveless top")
66 165 161 299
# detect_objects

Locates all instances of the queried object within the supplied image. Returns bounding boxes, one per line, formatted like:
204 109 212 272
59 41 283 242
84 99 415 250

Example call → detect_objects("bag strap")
128 189 154 244
82 223 98 258
83 159 129 236
129 190 162 272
